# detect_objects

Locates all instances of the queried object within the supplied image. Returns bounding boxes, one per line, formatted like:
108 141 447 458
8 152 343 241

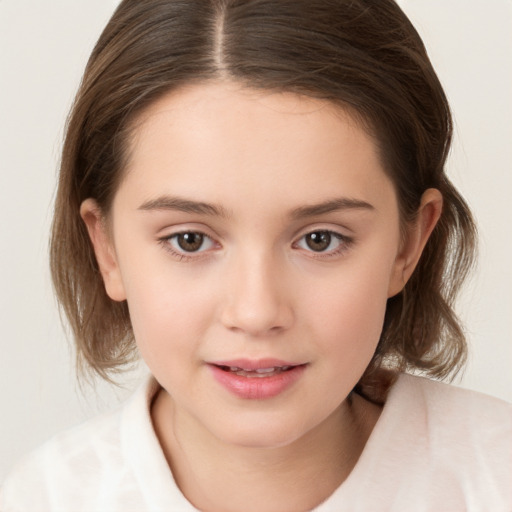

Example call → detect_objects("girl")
2 1 510 510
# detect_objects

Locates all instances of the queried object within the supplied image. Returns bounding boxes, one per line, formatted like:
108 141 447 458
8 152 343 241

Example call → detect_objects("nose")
220 250 294 336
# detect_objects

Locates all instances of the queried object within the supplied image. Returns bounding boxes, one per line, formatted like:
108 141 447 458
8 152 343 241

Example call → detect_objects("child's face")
85 82 421 448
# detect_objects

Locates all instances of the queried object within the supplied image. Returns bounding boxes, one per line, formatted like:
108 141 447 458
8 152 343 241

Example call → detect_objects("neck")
152 390 381 512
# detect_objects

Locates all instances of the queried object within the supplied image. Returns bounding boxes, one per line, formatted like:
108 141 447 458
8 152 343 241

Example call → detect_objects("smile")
208 360 307 399
217 365 294 378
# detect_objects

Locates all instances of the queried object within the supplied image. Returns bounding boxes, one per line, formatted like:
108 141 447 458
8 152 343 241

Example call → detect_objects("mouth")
214 364 298 378
207 359 307 399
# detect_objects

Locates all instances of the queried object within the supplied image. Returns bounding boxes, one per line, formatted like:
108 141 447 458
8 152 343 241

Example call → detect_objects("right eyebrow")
137 195 231 218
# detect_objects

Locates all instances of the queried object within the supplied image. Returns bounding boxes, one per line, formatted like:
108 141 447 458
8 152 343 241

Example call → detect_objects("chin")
210 413 314 450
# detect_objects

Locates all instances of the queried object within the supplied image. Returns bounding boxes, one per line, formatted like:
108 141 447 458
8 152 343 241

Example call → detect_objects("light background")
1 0 511 481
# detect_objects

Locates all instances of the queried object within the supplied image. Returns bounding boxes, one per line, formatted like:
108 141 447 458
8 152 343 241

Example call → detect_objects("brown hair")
50 0 476 395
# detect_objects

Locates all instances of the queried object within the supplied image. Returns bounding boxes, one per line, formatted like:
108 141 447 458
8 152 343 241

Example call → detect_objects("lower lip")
208 364 306 400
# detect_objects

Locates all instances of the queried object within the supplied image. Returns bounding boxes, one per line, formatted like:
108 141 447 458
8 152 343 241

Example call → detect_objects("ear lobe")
80 198 127 302
388 188 443 298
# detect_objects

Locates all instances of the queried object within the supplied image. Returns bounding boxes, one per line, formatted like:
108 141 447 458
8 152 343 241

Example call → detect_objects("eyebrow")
138 196 230 217
137 195 374 219
289 197 375 219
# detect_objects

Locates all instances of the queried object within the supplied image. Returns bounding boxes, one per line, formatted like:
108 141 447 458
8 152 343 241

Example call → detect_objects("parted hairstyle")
50 0 476 399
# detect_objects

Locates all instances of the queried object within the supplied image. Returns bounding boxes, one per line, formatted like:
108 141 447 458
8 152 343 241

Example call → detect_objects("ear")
80 198 127 302
388 188 443 298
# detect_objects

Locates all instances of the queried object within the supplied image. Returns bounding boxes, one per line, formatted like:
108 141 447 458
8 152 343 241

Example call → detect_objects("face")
83 82 435 449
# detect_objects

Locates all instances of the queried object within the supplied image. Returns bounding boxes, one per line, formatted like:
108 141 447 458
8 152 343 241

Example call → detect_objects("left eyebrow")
138 195 231 218
289 197 375 220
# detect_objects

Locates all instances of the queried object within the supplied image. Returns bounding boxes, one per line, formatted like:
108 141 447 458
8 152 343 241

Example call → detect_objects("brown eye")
163 231 217 258
304 231 333 252
296 230 349 255
175 232 206 252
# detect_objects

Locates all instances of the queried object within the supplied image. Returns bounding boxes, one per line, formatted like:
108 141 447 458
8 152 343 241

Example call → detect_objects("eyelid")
170 231 216 252
158 227 221 261
292 227 354 258
292 223 352 241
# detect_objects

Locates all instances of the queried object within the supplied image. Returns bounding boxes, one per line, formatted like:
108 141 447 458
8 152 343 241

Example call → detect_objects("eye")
295 230 348 254
167 231 216 253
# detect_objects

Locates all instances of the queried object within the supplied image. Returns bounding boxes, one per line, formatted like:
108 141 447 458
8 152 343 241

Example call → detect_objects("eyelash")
158 231 216 262
158 229 353 261
293 230 354 259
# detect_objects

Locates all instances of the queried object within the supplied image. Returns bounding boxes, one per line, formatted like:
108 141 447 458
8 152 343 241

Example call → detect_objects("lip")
207 359 307 400
210 358 300 371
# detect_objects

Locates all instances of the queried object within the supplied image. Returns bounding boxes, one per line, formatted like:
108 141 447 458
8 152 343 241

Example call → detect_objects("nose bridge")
221 245 293 335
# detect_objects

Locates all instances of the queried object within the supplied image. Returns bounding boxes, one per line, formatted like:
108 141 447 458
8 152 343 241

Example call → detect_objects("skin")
81 82 442 512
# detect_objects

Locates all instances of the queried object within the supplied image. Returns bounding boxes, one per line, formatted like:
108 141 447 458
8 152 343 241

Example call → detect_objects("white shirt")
1 373 511 511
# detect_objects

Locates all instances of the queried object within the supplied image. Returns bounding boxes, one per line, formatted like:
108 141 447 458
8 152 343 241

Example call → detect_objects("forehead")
118 81 395 216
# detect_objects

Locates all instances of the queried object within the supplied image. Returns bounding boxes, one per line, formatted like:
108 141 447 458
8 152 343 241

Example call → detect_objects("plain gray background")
1 0 511 481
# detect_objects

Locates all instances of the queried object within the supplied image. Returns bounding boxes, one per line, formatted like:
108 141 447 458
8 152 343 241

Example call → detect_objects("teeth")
222 365 294 378
254 368 277 374
236 369 278 378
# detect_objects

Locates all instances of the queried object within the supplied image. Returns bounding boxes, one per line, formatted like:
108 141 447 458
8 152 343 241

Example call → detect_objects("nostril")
219 269 294 334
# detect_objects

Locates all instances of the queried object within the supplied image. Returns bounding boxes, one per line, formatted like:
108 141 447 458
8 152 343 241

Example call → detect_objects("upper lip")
208 358 304 371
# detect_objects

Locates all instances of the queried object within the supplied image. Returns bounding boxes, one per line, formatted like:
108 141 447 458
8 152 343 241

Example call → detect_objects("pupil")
177 232 203 252
306 231 331 252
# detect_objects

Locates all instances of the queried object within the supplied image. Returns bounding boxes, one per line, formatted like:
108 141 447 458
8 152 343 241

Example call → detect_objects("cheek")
301 256 393 359
123 271 216 366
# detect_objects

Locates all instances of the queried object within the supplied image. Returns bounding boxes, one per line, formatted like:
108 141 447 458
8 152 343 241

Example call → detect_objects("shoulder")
1 377 159 512
385 374 512 507
320 376 511 511
388 373 512 456
1 407 123 510
393 373 512 434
